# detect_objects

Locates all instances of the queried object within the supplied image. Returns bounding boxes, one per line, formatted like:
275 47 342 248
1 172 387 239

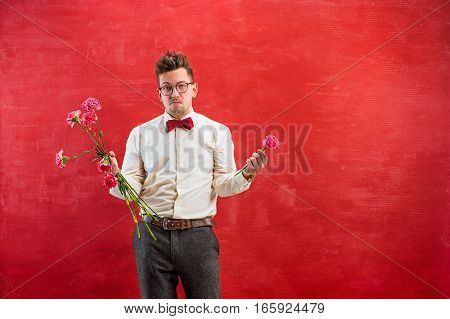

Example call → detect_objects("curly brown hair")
155 51 195 86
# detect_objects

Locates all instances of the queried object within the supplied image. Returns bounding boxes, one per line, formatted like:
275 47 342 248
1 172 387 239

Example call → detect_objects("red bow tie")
166 117 194 133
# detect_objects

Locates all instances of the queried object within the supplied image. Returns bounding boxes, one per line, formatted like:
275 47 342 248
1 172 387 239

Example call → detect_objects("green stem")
95 118 106 151
121 188 141 238
135 222 141 239
82 122 106 155
121 177 158 218
143 220 157 241
76 122 104 151
117 177 158 240
71 148 96 159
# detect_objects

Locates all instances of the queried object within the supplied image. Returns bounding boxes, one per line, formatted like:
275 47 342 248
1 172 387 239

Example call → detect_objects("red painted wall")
1 0 449 298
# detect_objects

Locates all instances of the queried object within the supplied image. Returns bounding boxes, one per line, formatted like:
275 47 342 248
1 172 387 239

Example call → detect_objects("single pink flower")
82 97 102 112
262 135 279 150
103 173 118 188
55 149 70 168
97 161 112 173
80 111 98 126
66 110 81 128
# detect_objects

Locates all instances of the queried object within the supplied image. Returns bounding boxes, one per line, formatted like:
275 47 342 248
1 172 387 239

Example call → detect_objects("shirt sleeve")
109 126 146 200
212 125 254 197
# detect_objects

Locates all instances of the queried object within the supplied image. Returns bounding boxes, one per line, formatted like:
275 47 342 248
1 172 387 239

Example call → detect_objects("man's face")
157 67 198 119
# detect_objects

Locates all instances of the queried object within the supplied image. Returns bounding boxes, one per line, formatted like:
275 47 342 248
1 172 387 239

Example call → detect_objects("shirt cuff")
236 170 255 186
109 184 124 199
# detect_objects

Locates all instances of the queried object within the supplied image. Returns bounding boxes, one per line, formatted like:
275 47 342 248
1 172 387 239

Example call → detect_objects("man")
108 51 267 298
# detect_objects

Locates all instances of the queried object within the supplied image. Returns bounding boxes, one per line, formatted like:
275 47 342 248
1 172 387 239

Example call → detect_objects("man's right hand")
108 150 121 175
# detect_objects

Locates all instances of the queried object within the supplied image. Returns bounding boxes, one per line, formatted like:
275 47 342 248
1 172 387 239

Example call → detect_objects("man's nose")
171 86 180 98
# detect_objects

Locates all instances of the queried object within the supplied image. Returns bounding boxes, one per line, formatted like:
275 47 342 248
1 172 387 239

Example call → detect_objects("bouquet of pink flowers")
56 98 160 240
235 135 280 177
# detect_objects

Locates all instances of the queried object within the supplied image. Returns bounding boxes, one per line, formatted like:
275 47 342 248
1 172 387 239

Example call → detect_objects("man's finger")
250 157 258 169
248 157 256 170
258 149 267 160
246 159 254 171
253 153 263 166
257 149 267 162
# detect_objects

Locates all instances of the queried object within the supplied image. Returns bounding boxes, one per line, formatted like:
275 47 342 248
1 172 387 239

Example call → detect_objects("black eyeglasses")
158 82 195 96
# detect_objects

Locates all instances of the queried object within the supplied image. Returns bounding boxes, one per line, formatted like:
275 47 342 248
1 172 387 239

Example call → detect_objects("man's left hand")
243 149 268 179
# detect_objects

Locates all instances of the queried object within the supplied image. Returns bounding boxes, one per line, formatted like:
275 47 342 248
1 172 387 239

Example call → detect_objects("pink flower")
80 111 98 126
97 161 112 173
82 98 102 112
66 110 81 128
263 135 279 150
103 173 118 188
55 149 70 168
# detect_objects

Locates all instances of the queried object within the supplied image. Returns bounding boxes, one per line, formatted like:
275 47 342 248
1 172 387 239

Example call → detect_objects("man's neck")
166 106 193 120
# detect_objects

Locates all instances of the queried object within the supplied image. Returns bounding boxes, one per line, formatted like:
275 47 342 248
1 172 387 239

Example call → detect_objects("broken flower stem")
234 146 267 176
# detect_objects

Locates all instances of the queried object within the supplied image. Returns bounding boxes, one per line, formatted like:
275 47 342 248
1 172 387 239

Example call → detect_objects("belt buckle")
162 217 169 230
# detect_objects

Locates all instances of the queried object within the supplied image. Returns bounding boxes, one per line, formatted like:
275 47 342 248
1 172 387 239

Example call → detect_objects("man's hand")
242 148 268 180
108 151 121 176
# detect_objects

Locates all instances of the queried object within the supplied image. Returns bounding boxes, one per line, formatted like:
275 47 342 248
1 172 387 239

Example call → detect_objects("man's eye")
162 86 172 91
177 84 187 90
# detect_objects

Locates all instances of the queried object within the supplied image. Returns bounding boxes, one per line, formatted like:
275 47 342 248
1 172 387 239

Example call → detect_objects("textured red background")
1 0 449 298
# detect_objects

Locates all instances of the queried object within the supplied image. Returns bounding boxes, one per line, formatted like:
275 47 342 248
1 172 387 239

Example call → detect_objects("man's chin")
170 105 184 113
168 106 184 117
167 104 192 118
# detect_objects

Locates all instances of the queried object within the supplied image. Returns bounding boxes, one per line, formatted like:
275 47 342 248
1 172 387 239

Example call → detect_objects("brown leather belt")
147 216 217 230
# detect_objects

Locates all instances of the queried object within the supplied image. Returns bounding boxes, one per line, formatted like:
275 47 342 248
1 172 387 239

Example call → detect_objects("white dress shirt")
109 108 254 219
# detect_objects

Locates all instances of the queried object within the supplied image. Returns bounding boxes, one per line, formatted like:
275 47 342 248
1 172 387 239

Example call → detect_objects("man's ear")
193 83 198 98
156 89 162 101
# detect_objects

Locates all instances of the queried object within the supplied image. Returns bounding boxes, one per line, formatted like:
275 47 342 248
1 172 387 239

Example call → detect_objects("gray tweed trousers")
132 220 221 299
